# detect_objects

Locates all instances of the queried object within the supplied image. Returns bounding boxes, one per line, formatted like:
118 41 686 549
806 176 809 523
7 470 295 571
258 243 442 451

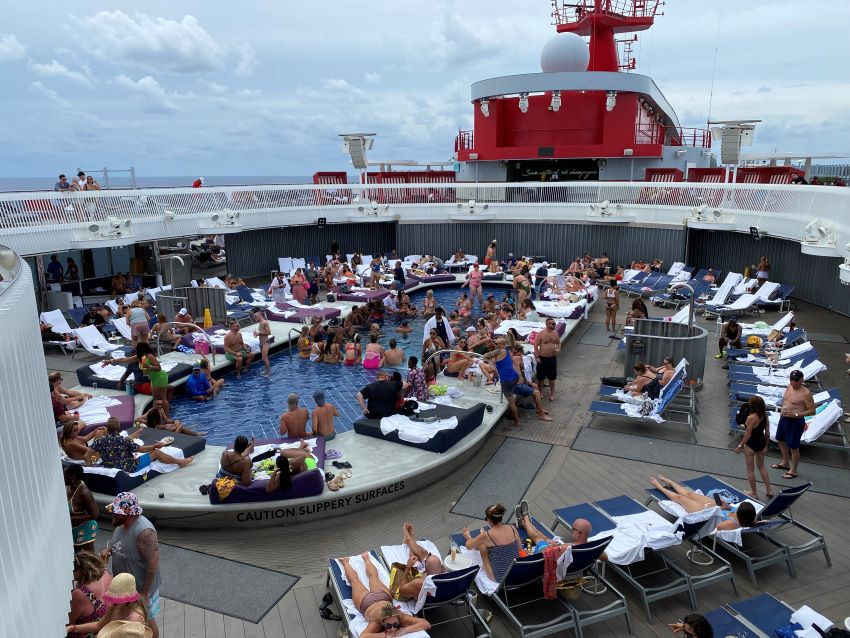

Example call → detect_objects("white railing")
0 182 848 258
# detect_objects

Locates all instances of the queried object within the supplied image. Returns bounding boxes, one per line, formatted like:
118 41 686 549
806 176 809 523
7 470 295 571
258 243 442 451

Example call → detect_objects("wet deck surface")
49 296 850 637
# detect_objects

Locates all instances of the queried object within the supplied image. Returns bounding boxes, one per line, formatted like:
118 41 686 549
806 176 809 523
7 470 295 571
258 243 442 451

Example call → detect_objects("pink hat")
102 573 141 604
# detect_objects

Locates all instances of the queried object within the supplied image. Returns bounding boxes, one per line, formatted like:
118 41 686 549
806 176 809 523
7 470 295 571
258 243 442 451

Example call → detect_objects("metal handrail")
155 321 215 366
421 348 503 404
287 327 305 361
667 282 696 328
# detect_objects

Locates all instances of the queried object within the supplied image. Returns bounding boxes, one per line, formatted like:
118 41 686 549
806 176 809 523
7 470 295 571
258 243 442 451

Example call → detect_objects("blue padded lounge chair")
421 565 492 638
702 607 760 638
729 593 795 637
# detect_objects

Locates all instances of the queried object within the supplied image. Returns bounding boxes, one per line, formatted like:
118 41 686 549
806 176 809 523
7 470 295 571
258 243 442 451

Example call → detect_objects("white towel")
75 396 121 425
458 548 499 595
380 415 458 443
620 401 664 422
588 510 681 565
379 542 440 613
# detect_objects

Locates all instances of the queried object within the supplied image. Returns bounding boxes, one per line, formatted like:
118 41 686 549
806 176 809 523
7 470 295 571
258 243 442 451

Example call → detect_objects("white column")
0 247 74 636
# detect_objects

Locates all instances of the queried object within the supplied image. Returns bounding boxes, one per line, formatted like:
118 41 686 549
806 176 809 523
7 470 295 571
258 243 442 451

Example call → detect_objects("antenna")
706 8 722 126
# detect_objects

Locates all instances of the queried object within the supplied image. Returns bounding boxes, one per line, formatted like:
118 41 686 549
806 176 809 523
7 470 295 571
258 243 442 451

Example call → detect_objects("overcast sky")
1 0 848 177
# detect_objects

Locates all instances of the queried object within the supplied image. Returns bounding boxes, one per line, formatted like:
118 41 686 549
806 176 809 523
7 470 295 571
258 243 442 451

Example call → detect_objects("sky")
1 0 848 177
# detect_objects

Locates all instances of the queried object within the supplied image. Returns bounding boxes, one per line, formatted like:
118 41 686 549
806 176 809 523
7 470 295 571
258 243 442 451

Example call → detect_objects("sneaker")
518 499 529 519
714 353 723 359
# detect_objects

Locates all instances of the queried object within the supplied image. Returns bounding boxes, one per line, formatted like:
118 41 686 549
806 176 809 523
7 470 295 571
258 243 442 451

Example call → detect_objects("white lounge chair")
111 316 133 341
74 325 123 359
698 272 742 309
40 309 74 336
205 277 228 289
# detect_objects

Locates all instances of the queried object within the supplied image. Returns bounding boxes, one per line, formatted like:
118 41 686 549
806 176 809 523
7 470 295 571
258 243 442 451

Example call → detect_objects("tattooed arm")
136 528 160 597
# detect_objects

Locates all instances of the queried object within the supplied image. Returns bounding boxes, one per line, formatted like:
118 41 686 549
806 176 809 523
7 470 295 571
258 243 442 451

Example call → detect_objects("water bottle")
125 380 135 396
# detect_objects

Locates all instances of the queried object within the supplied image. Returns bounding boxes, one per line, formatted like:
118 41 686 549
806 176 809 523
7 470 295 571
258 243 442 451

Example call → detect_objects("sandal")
339 469 352 480
771 463 790 470
319 593 333 610
327 476 345 492
319 608 341 622
325 472 335 482
782 472 798 480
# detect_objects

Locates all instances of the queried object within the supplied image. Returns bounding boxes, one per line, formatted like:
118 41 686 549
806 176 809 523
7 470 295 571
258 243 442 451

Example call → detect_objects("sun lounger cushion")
71 429 206 496
354 403 485 453
208 436 326 504
330 287 390 302
75 359 193 390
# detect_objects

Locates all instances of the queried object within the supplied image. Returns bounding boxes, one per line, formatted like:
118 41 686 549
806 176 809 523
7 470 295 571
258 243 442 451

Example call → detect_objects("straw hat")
102 573 141 605
97 620 152 638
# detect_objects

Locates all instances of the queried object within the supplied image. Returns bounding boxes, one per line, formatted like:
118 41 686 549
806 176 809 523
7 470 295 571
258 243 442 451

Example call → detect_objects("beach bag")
746 335 762 348
388 562 420 602
134 382 152 395
398 400 418 417
194 339 210 354
601 376 627 388
557 577 589 601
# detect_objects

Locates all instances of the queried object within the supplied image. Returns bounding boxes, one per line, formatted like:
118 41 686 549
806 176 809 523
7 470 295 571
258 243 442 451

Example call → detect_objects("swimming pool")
169 284 509 445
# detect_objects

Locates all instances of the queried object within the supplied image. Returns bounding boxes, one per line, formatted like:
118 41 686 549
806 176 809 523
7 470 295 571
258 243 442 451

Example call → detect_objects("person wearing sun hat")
66 572 152 637
102 493 162 638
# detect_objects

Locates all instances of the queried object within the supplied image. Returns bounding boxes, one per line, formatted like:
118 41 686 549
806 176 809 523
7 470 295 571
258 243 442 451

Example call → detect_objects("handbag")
388 562 421 602
556 577 589 600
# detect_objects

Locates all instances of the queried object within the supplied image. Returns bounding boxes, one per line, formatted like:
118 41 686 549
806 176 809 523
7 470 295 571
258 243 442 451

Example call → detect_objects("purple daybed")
265 304 342 323
208 435 327 504
330 287 390 302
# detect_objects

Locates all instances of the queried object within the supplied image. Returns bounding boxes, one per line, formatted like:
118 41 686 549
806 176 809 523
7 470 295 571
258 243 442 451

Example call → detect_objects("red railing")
455 129 474 152
635 123 711 148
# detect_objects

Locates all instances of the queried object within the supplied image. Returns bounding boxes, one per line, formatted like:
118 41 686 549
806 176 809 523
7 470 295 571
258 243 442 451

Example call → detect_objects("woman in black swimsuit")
736 396 774 500
605 281 620 333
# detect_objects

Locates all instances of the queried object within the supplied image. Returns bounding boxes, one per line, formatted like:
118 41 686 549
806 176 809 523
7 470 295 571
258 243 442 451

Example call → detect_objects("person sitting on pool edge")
198 358 224 394
184 364 213 401
356 370 402 419
311 391 339 440
280 393 309 438
649 475 757 530
217 435 255 485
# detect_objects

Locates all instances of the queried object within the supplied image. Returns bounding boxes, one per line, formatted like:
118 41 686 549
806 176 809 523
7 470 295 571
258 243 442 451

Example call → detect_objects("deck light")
518 93 529 113
606 91 617 111
550 91 561 112
480 99 490 117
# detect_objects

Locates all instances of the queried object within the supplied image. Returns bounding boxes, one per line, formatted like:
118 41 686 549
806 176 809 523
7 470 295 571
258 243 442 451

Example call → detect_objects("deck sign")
233 481 406 524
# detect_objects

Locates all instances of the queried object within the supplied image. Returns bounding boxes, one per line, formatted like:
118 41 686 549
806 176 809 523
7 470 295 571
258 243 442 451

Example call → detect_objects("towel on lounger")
334 554 427 638
588 510 681 565
379 415 458 443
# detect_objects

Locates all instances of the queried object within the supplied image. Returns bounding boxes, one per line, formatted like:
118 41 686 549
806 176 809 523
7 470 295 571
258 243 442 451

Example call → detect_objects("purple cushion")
330 287 390 302
208 436 328 504
265 305 342 323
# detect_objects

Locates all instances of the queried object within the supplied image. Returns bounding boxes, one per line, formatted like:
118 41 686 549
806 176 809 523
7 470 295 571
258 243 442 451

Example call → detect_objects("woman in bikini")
323 333 342 364
217 435 255 486
298 327 312 359
422 329 446 379
462 503 522 581
309 336 325 363
252 309 272 376
60 421 107 465
735 396 774 500
339 553 431 638
66 573 152 637
649 475 758 531
445 338 473 378
626 363 656 396
604 280 620 333
362 334 385 369
422 289 436 315
67 552 112 638
456 292 471 317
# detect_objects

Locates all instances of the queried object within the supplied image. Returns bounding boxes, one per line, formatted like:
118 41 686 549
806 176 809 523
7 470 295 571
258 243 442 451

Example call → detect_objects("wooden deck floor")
49 298 850 637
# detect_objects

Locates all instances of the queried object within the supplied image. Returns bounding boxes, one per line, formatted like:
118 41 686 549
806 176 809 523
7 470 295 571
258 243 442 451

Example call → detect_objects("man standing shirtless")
534 317 561 401
773 370 815 479
224 320 254 377
311 390 339 440
280 393 309 438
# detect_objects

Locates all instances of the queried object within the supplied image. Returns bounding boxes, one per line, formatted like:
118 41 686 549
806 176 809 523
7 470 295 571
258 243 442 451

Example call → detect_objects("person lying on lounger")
649 475 757 530
48 372 92 409
392 522 445 601
265 443 317 493
89 417 194 472
512 499 602 557
60 421 106 465
338 553 431 638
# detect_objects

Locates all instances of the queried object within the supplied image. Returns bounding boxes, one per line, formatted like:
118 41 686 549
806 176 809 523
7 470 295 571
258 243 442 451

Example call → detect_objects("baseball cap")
728 315 738 322
178 308 188 315
789 370 804 381
192 363 201 370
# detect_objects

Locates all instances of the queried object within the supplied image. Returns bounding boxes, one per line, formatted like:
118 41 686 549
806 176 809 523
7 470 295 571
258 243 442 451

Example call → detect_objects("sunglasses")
382 620 401 630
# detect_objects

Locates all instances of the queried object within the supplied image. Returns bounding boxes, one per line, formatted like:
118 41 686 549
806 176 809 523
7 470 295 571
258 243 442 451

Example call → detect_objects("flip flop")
325 448 342 460
782 472 798 480
771 463 790 470
319 608 341 622
159 436 175 446
318 593 333 610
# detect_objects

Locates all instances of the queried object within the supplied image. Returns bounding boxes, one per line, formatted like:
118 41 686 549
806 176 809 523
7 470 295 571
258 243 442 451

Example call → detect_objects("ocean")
0 176 314 193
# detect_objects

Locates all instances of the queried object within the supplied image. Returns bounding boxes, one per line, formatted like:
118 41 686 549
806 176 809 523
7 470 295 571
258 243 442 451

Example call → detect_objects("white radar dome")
540 33 589 73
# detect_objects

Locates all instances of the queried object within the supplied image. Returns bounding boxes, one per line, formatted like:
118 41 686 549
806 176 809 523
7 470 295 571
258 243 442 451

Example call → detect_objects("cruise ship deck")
45 293 850 638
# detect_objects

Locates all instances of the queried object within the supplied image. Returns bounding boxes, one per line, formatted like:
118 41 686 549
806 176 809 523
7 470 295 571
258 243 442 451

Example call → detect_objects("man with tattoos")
103 492 162 638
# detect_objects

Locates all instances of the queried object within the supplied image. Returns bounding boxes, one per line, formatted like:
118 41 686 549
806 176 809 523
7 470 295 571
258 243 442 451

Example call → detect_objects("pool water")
169 284 509 445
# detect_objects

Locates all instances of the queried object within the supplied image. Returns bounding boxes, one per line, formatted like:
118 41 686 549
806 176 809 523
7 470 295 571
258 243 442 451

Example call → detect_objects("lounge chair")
725 327 807 359
727 593 803 637
703 292 759 320
702 606 760 638
645 475 831 587
727 385 840 412
725 340 814 367
378 542 490 636
767 399 848 450
110 316 133 342
588 376 697 439
757 283 794 312
277 257 294 274
727 354 826 387
739 310 795 338
73 325 123 359
448 518 584 637
693 272 743 312
327 552 429 638
40 309 79 355
554 496 727 621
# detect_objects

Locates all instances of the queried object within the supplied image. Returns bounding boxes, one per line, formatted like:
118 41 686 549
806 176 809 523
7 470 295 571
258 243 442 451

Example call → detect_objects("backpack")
746 335 762 348
643 377 661 400
736 402 751 425
601 376 627 388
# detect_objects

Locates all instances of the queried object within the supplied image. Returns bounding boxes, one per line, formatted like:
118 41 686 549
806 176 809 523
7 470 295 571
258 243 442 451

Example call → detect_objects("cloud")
233 40 258 77
30 59 94 86
757 86 771 93
114 74 182 113
199 79 228 94
70 11 236 74
30 81 71 108
364 72 381 84
0 33 26 62
237 88 262 98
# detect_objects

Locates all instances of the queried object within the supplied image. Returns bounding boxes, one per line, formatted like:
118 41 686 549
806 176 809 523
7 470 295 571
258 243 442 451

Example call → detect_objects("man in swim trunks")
716 315 742 359
311 390 339 440
279 393 309 438
773 370 815 479
514 499 594 554
534 317 561 401
89 417 193 473
224 320 254 377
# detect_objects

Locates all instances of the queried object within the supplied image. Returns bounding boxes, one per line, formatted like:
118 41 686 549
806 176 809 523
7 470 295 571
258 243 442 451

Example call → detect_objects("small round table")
442 554 473 571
